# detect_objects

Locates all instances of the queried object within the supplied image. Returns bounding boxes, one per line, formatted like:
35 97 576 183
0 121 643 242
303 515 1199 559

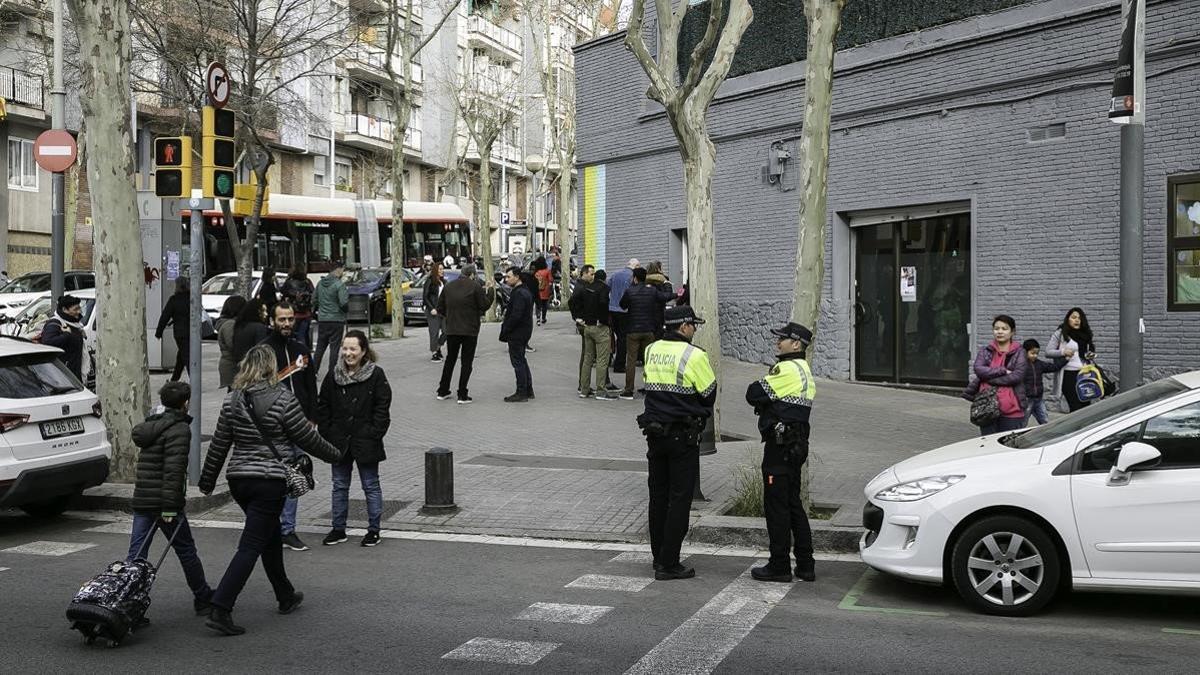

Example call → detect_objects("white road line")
442 637 559 665
516 602 613 625
1 541 97 557
0 567 9 572
566 574 654 593
609 551 690 564
84 522 134 534
624 564 794 675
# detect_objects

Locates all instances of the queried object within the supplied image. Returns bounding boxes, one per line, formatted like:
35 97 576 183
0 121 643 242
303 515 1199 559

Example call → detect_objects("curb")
686 514 862 554
76 482 233 514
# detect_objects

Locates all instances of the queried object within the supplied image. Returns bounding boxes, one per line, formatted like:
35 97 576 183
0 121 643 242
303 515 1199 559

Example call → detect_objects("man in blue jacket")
607 258 638 373
500 268 535 402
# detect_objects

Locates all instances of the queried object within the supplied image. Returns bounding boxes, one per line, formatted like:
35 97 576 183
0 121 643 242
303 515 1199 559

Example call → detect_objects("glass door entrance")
854 214 972 386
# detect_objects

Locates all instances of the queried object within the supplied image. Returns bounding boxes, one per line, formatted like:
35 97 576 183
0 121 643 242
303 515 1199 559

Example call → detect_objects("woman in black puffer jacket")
199 345 344 636
316 329 392 548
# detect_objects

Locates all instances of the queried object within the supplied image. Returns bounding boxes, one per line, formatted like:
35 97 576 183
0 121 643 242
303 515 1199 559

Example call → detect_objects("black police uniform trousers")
762 443 814 571
646 427 699 568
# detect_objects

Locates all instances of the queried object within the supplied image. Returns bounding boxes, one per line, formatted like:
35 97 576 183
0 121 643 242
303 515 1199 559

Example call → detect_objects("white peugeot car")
0 336 111 516
861 371 1200 616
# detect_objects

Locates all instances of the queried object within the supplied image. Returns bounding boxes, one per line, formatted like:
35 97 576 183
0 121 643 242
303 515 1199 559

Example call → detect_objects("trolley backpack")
1075 363 1106 403
66 522 181 647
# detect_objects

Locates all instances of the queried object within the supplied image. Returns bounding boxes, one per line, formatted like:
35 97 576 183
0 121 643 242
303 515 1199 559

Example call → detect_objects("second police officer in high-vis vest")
637 305 716 581
746 322 817 583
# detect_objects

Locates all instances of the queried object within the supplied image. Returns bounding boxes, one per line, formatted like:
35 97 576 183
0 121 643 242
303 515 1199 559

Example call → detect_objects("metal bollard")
422 447 458 514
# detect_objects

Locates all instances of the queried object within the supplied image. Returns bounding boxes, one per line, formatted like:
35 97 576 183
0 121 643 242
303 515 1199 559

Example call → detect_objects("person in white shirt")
1044 307 1096 412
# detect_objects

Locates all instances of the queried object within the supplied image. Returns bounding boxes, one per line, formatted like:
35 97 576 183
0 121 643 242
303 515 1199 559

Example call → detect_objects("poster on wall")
900 266 917 302
166 250 181 281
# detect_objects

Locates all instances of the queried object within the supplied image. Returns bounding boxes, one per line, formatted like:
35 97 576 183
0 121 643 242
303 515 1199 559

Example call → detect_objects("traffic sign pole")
50 0 66 304
187 196 205 486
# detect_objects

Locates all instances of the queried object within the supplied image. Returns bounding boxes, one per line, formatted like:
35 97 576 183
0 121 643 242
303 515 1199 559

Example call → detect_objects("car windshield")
1004 378 1190 449
346 269 385 286
1 274 50 293
0 351 83 398
202 276 244 295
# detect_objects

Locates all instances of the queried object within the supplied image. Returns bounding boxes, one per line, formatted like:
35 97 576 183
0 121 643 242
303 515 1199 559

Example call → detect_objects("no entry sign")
33 129 77 173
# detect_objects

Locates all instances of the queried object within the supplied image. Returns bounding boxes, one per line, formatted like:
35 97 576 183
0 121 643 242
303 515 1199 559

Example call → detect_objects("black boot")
205 608 246 636
655 564 696 581
751 564 793 583
795 560 816 582
193 596 213 617
279 591 304 615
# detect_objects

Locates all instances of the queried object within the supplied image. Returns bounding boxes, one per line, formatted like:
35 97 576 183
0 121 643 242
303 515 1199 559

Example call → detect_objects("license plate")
40 417 85 439
405 306 423 314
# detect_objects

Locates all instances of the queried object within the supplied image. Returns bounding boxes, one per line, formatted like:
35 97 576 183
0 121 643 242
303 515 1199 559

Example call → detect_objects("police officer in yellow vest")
746 322 817 583
637 305 717 580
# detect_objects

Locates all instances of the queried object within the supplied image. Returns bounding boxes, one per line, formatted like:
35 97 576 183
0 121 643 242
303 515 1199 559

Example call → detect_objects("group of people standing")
129 261 394 636
964 307 1098 435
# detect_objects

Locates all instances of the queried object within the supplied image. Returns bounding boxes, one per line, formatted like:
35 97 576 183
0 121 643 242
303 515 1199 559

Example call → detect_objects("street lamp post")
525 154 544 254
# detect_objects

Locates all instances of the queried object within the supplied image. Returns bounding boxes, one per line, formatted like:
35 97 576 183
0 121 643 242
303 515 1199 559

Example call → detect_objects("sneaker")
578 391 593 399
504 393 529 403
526 345 536 352
751 564 793 583
593 393 616 401
436 392 452 401
526 390 535 400
205 608 246 636
281 533 309 551
361 531 381 547
795 560 816 582
278 591 304 615
322 529 348 546
618 391 635 400
457 395 473 405
605 383 621 392
655 564 696 581
431 352 443 362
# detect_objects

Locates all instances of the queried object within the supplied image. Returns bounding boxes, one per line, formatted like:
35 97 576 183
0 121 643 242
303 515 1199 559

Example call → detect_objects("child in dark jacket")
1022 339 1068 425
126 381 214 617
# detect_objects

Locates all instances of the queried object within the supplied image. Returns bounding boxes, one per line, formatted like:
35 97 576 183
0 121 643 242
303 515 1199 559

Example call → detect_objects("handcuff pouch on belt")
638 414 705 446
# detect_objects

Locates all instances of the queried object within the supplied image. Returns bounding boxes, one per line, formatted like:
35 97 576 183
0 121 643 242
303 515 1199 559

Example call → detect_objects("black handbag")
242 392 314 498
969 386 1001 427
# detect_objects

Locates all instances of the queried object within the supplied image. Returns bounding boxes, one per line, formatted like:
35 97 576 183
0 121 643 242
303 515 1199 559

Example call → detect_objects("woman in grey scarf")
315 329 393 547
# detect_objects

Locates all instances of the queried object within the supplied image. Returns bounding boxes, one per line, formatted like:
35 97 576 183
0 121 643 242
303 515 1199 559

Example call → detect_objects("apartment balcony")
347 0 422 18
0 66 45 119
463 135 521 167
341 112 422 153
467 14 522 61
470 73 520 109
345 45 423 89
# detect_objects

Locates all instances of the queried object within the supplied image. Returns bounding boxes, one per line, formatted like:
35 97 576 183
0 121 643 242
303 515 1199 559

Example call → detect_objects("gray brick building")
573 0 1200 387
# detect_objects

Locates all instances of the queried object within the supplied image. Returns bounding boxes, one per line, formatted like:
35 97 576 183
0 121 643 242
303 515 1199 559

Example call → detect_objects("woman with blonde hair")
198 345 344 636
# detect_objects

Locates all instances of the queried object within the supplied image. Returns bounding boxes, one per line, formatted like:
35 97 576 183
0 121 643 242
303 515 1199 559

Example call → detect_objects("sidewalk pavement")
152 312 976 543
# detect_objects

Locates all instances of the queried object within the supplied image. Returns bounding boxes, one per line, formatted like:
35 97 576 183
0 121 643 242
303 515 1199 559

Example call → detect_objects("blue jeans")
1025 397 1049 425
980 416 1027 436
331 460 383 532
126 511 213 602
279 447 301 536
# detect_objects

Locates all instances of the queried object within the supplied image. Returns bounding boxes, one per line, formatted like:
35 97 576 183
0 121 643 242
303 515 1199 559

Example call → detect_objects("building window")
7 138 38 191
1168 174 1200 311
314 155 327 186
335 158 352 191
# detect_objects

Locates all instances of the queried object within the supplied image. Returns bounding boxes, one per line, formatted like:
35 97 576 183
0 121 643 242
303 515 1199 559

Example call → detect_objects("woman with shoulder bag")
424 262 447 362
962 315 1029 436
317 330 393 548
198 345 345 636
1045 307 1096 413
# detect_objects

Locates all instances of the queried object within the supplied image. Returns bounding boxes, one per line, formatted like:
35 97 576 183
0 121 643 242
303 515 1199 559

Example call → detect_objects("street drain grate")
462 453 646 473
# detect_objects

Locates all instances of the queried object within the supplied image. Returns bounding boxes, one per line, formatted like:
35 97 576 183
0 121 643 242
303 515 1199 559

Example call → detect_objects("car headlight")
874 475 965 502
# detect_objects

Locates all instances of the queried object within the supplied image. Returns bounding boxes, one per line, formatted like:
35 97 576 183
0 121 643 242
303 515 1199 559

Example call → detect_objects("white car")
0 271 96 318
201 271 324 321
861 371 1200 616
0 336 111 516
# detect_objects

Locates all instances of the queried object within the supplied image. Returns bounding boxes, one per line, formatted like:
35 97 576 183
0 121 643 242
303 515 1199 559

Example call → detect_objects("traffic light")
201 106 236 199
153 137 192 198
232 172 270 217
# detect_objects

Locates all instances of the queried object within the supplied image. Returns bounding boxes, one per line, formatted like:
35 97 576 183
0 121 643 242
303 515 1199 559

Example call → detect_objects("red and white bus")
186 194 472 274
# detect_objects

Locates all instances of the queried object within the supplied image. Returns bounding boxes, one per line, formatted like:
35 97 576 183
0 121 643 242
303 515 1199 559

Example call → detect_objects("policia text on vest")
636 306 715 581
746 322 818 584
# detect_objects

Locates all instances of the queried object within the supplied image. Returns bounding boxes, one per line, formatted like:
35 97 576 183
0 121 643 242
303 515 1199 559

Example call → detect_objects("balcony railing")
344 113 421 150
0 66 44 110
347 44 424 85
467 14 522 56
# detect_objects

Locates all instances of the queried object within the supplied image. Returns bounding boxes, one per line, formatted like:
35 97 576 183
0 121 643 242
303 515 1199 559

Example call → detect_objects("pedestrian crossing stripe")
442 638 559 665
566 574 653 592
516 602 613 625
1 541 97 557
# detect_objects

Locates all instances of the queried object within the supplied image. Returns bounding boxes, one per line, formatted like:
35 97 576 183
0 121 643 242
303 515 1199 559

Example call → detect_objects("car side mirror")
1107 441 1162 486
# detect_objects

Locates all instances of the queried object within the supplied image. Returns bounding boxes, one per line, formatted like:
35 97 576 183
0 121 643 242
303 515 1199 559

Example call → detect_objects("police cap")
770 322 813 345
664 305 705 326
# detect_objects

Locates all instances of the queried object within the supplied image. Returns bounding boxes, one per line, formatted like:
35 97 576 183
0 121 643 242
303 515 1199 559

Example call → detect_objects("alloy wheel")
965 531 1044 606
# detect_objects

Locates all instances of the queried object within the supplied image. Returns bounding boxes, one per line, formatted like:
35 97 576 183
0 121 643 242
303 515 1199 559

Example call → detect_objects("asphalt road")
2 512 1198 673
